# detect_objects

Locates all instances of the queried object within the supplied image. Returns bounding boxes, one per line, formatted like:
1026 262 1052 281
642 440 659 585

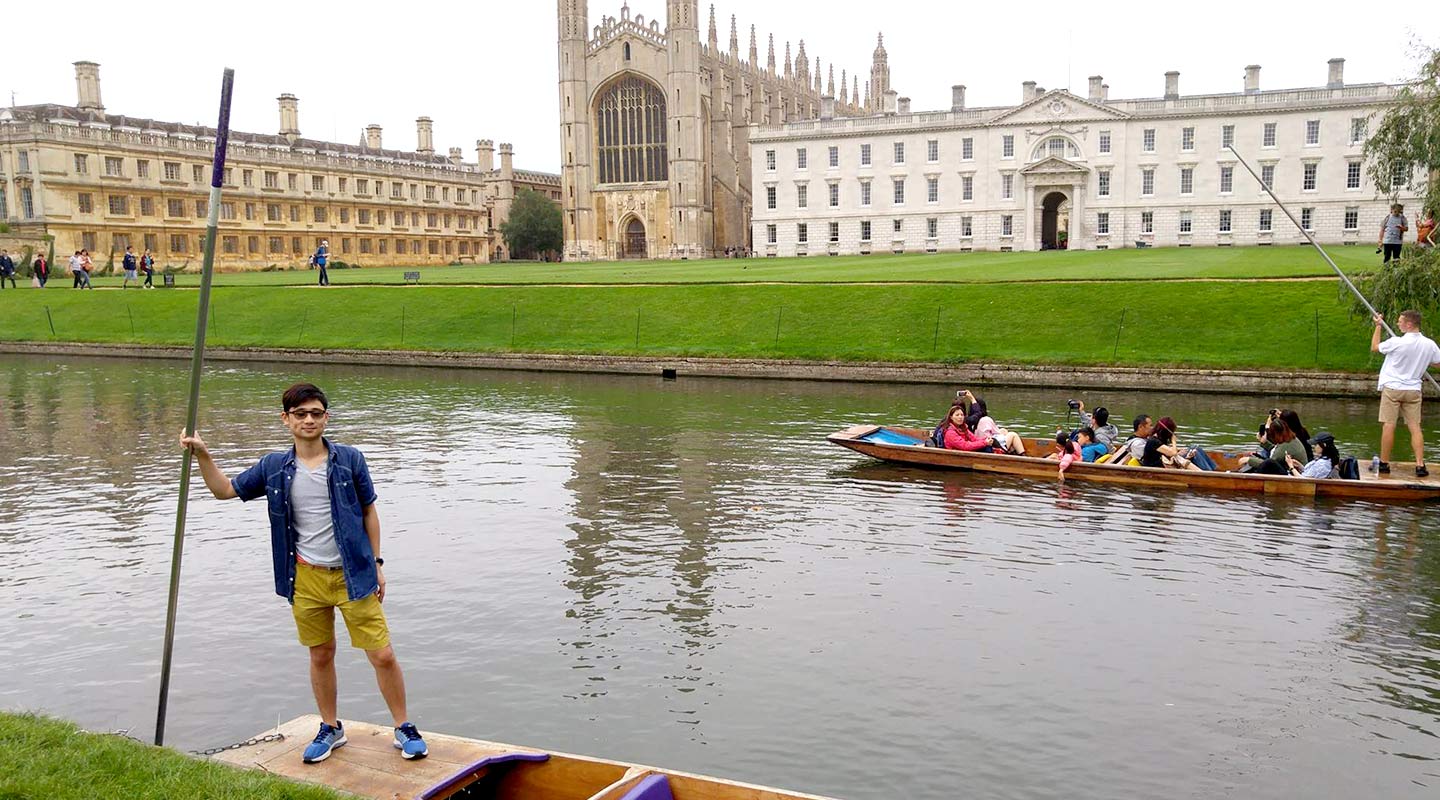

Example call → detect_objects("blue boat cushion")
860 429 924 446
619 774 675 800
418 752 551 800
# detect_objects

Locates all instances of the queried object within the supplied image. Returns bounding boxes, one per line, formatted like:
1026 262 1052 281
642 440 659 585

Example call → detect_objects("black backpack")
1337 457 1360 480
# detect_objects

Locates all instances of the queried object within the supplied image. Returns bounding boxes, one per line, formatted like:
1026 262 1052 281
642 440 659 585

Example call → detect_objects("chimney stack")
477 139 495 172
1164 71 1180 100
277 94 300 139
1022 81 1036 102
364 124 383 149
416 117 434 155
1088 75 1104 102
1328 58 1345 89
1244 64 1261 94
883 89 898 115
820 94 836 120
448 147 463 165
897 96 911 114
499 142 514 179
74 61 104 112
951 85 966 112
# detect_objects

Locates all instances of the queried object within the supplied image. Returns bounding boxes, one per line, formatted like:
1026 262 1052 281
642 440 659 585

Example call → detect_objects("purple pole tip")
210 69 235 188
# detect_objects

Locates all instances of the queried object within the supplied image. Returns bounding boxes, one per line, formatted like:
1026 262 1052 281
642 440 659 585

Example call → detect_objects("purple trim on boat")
415 752 550 800
619 774 675 800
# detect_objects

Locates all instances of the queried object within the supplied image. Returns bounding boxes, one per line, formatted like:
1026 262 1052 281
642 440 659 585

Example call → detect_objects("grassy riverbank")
0 280 1377 371
71 244 1372 288
0 712 343 799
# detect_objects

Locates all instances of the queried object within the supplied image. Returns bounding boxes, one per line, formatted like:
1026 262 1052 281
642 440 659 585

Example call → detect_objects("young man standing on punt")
1372 311 1440 477
180 383 428 763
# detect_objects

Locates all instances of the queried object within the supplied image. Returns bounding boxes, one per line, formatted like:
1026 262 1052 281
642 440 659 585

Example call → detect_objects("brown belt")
297 557 343 571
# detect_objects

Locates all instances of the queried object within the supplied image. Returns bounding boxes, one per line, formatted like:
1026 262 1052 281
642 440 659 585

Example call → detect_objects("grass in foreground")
0 280 1377 372
0 712 344 800
69 244 1376 288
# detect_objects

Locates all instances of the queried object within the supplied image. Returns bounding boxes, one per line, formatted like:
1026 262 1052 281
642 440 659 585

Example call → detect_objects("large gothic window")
595 76 668 184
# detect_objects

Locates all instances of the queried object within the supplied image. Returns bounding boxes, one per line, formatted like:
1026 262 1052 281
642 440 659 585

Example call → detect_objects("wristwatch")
374 557 385 567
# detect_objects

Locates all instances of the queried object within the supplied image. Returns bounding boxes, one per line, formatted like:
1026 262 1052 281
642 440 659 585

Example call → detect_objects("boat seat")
417 752 551 800
617 773 675 800
860 429 924 446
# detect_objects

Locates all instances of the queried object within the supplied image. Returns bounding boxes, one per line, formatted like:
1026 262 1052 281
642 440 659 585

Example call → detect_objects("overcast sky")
5 1 1432 174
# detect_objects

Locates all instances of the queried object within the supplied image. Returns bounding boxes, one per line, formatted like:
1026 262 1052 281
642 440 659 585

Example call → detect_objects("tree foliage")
499 189 563 260
1364 46 1440 213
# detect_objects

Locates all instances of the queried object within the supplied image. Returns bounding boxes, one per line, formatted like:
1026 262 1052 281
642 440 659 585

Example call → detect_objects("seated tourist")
1154 417 1219 471
1141 422 1203 471
1047 430 1084 478
1077 403 1119 447
1106 414 1155 466
1278 409 1314 462
1242 419 1307 474
936 403 998 452
959 391 1027 455
1284 432 1341 479
1075 427 1109 462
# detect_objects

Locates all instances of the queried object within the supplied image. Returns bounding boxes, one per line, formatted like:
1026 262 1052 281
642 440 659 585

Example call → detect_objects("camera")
1067 399 1081 410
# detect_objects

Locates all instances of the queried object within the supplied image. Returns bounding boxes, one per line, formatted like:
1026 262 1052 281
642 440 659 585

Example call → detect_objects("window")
1180 167 1193 195
1259 209 1273 232
927 140 939 163
1001 173 1013 199
765 150 776 170
104 156 123 177
269 236 284 254
266 203 281 221
766 186 776 209
359 238 371 254
377 210 387 225
926 217 938 238
17 151 30 172
220 202 235 220
313 206 327 223
1001 215 1013 236
1305 119 1320 145
288 174 298 190
1142 129 1156 152
425 185 436 201
140 197 154 216
829 222 840 243
927 177 939 203
860 144 872 167
797 223 808 244
894 142 905 164
1219 209 1232 233
1002 135 1014 158
861 220 872 242
1179 210 1193 233
1347 162 1362 189
247 235 259 254
0 190 6 219
796 148 807 169
164 162 182 181
167 198 184 217
1302 162 1317 191
1261 164 1274 189
1391 162 1411 189
1344 207 1359 230
1181 127 1195 151
828 146 839 168
960 216 973 237
893 219 903 234
107 195 128 215
1097 212 1110 235
358 209 371 225
244 202 255 220
1141 169 1154 196
766 224 777 244
796 184 808 208
962 138 974 160
264 171 279 188
829 183 840 207
194 199 208 218
81 232 97 251
1098 131 1111 154
1263 122 1277 147
392 183 403 199
860 180 871 207
19 187 34 218
223 168 234 186
1221 125 1235 149
427 212 439 228
358 179 369 195
74 154 89 175
241 168 251 186
595 76 669 183
143 233 158 252
1098 170 1110 197
137 160 150 179
193 165 205 184
312 175 325 191
1141 211 1154 233
1300 207 1314 230
340 178 348 194
1350 117 1366 144
893 178 905 205
222 236 238 254
77 193 94 213
961 175 973 201
170 234 188 253
290 205 301 222
1220 165 1234 194
1046 137 1067 158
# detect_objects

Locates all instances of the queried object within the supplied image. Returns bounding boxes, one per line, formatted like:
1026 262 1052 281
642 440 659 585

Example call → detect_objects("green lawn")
64 244 1377 288
0 712 344 800
0 279 1377 371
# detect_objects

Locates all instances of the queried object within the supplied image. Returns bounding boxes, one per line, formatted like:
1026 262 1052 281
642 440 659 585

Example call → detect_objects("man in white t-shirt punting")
1371 310 1440 477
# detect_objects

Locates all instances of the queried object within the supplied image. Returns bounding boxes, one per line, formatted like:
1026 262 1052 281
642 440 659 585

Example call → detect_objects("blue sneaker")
302 721 346 763
393 722 428 759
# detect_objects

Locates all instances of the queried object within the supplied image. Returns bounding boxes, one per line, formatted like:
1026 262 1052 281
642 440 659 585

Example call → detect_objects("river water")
1 355 1437 799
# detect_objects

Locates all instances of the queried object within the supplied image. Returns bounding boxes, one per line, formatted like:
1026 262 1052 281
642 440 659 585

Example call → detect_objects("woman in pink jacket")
937 404 998 452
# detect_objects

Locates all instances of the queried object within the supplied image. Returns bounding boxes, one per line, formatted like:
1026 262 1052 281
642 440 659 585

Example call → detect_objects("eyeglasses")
286 409 328 420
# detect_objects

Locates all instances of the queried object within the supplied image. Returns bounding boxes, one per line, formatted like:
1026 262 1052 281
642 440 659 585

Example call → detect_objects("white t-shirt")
1377 331 1440 391
291 460 342 567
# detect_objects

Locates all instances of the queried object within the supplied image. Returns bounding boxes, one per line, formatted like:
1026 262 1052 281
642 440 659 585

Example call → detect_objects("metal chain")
104 729 285 757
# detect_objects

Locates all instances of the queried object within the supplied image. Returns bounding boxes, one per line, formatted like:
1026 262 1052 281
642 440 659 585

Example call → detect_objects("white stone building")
750 60 1420 255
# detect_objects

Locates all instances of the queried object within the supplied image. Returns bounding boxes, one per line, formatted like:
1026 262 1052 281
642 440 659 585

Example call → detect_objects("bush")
261 264 280 272
18 245 34 278
329 260 353 270
1350 246 1440 324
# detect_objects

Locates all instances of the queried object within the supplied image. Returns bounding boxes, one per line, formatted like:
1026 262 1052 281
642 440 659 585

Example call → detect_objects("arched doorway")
1041 191 1071 250
623 218 647 259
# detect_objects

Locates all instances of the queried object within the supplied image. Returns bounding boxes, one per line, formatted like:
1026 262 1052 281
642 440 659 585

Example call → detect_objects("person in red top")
938 404 997 452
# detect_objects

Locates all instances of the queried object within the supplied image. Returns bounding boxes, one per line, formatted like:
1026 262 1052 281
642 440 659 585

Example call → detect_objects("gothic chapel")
558 1 871 260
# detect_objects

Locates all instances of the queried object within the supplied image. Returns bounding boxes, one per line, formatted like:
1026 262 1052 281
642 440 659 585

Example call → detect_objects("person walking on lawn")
179 383 428 764
0 250 16 289
33 252 49 288
1371 310 1440 477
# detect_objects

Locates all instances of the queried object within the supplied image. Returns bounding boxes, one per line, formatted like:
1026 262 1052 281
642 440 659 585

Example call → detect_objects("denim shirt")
231 438 379 602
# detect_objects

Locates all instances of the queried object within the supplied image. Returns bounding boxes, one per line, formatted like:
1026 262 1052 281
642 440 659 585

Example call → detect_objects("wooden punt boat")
214 715 839 800
826 425 1440 502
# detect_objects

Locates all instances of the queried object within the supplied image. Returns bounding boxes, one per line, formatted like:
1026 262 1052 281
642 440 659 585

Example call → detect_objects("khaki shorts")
291 562 390 651
1379 387 1423 425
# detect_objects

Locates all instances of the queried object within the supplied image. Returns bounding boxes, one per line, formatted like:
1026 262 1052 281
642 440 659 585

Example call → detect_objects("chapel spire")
707 4 717 47
729 14 738 55
767 33 776 76
784 41 792 79
748 24 758 67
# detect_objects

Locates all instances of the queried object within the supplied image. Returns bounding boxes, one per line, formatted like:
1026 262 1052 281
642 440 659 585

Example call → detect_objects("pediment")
990 90 1129 125
1020 155 1089 175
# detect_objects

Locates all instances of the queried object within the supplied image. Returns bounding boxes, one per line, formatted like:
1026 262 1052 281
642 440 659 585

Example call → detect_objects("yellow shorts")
1379 387 1422 425
291 562 390 651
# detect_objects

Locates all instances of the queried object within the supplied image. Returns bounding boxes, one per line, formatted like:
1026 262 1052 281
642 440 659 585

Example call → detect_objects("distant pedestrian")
121 245 138 289
33 253 49 288
315 240 330 286
1380 203 1408 263
70 251 87 289
1418 208 1436 250
1371 310 1440 478
0 250 16 289
142 250 155 288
